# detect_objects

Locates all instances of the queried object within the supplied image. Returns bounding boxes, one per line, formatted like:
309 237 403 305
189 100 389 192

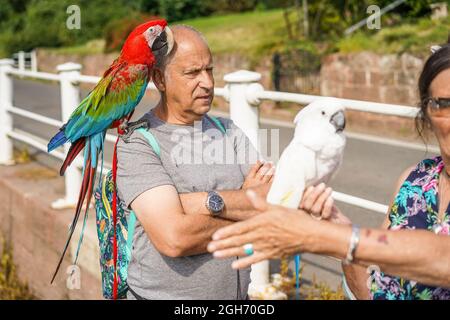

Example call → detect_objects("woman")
207 42 450 300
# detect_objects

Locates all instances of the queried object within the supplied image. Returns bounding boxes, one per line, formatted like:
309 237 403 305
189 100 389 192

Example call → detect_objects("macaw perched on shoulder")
47 19 174 283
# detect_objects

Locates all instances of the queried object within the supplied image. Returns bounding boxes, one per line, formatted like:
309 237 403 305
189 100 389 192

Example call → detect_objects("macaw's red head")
120 19 174 65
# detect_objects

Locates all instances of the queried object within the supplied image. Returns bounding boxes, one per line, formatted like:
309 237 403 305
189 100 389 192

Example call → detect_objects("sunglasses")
424 97 450 110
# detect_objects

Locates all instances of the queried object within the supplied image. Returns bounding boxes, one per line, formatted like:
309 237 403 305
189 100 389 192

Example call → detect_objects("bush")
157 0 211 22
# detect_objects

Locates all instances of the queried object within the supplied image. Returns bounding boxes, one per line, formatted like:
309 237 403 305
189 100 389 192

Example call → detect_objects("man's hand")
242 160 274 199
242 160 274 189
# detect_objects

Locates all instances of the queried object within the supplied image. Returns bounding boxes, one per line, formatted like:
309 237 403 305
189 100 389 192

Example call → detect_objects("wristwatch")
205 191 224 216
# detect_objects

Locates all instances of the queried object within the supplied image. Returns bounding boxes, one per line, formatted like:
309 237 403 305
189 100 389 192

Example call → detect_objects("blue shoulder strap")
207 115 226 134
126 127 161 251
136 127 161 157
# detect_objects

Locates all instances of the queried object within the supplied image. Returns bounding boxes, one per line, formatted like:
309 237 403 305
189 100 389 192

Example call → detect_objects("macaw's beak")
152 26 174 56
330 110 346 133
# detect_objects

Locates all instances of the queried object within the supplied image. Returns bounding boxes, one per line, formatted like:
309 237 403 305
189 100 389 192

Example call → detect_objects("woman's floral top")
369 156 450 300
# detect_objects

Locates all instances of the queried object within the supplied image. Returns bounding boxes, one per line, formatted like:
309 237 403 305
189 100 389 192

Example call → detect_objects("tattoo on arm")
377 234 389 245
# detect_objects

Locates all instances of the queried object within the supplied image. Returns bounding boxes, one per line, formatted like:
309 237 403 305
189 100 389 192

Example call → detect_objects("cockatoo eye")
321 111 326 115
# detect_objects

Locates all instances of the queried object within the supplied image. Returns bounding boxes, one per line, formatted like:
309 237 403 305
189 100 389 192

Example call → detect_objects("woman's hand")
299 183 352 225
207 190 318 269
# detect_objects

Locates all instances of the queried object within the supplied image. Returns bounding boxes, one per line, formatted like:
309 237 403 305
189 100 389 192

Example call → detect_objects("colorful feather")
47 19 172 284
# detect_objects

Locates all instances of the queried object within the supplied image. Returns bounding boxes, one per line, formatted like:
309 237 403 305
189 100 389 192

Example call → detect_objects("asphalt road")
10 78 439 292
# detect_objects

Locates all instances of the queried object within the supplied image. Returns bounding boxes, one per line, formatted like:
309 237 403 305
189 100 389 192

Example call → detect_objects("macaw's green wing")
64 62 150 142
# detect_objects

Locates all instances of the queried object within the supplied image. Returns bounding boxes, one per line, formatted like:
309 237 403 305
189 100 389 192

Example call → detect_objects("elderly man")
117 25 273 300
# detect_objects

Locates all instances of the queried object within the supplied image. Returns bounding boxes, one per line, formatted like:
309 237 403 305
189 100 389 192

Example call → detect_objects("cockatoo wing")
267 144 316 209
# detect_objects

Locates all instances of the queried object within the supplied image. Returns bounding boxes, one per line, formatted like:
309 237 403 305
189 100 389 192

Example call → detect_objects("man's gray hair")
154 24 209 71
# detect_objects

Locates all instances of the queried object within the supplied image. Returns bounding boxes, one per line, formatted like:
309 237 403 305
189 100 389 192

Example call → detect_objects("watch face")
209 194 224 213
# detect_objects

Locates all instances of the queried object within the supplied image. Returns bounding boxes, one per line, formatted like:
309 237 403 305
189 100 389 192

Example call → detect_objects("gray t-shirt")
116 109 258 300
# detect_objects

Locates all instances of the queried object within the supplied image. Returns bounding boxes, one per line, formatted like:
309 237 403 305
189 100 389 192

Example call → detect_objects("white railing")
0 59 422 213
12 50 38 72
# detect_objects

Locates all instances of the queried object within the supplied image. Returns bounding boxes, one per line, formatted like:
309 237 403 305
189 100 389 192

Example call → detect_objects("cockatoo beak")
330 110 346 133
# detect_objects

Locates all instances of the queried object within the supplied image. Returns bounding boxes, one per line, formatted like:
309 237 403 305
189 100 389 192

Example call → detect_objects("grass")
337 16 450 56
0 236 35 300
180 9 289 59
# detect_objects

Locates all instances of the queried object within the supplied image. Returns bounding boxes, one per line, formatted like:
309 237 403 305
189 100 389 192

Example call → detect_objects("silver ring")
243 243 254 256
311 212 323 221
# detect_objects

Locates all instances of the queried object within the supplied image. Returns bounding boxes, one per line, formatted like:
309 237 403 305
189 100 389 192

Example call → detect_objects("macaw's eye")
149 27 155 33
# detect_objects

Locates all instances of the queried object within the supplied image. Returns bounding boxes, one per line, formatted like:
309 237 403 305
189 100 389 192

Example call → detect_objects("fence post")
223 70 264 151
51 62 83 210
31 50 38 72
0 59 15 165
18 51 25 72
223 70 281 298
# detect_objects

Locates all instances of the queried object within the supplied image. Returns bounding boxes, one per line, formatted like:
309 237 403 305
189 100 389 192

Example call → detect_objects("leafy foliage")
0 0 443 56
0 0 135 55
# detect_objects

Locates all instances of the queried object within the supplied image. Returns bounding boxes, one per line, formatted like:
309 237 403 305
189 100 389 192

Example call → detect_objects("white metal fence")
12 50 38 73
0 59 423 214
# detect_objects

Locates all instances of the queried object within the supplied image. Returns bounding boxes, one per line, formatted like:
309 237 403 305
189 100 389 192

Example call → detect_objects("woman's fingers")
211 213 260 241
301 183 326 211
310 187 333 218
208 230 263 259
299 186 314 209
213 247 247 259
232 252 268 269
213 236 274 259
321 195 334 220
209 232 256 251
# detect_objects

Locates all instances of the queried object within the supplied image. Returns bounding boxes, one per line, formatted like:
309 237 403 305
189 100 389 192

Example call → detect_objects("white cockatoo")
267 97 346 208
248 97 346 300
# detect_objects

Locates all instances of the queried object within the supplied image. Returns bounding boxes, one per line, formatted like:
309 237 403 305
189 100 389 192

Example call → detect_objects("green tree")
157 0 211 22
1 0 135 54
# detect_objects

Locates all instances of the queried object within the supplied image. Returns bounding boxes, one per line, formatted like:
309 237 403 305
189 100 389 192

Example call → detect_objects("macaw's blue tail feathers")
48 130 68 153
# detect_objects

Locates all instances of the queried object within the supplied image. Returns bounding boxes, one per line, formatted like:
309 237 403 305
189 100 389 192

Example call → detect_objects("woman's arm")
342 166 415 299
342 215 391 300
208 189 450 289
315 222 450 288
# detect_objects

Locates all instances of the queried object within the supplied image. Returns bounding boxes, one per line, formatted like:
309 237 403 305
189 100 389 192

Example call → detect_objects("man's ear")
152 68 166 92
